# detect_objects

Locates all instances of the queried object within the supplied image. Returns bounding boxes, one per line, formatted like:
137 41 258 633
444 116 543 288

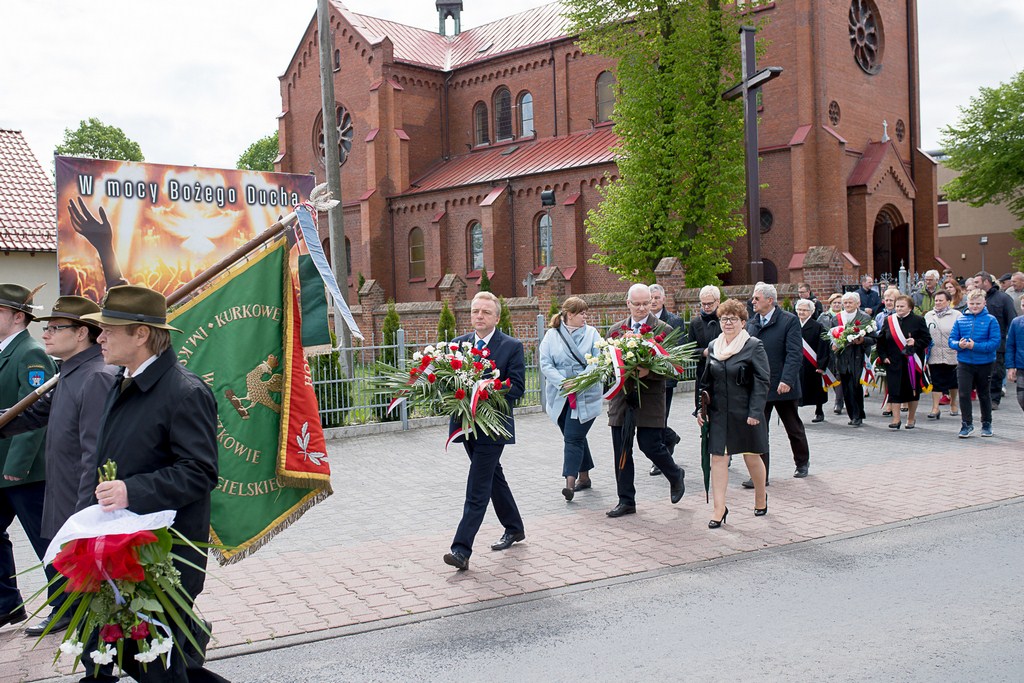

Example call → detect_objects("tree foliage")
564 0 754 285
498 296 513 335
478 266 492 292
437 300 457 342
940 70 1024 267
381 299 401 366
237 131 280 172
55 118 144 161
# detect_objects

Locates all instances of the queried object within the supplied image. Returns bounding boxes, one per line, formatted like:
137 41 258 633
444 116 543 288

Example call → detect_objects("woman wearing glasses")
696 299 770 528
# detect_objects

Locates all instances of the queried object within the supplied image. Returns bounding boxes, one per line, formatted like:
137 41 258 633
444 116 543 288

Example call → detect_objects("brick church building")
275 0 941 301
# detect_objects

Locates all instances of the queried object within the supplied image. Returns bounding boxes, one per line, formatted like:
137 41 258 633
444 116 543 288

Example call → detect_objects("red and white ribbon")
602 346 627 400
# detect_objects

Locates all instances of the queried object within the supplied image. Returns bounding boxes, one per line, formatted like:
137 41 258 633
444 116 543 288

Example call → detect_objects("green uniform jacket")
0 329 56 486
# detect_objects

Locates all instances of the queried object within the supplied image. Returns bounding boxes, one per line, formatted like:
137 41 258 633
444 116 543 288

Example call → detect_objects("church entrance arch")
872 206 909 279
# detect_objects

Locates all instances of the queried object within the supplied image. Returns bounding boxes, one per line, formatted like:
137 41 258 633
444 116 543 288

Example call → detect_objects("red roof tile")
403 127 617 195
847 140 915 195
334 1 573 71
0 129 56 252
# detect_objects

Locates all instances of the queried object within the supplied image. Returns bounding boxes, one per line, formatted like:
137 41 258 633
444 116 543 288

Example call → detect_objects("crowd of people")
537 270 1024 531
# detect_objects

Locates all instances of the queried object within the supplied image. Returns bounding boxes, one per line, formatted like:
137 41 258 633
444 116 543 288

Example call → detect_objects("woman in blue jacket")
1004 296 1024 413
539 297 604 501
948 289 1001 437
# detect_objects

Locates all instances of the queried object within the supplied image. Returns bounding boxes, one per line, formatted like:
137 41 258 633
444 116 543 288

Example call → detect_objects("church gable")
847 141 916 200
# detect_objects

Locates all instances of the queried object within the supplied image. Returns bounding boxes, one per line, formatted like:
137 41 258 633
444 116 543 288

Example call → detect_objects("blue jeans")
557 402 595 478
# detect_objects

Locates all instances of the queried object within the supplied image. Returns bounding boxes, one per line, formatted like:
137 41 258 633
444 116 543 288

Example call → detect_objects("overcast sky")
1 0 1021 173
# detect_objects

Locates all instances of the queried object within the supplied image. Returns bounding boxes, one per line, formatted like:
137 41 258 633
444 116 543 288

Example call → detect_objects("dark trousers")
958 362 993 427
451 441 523 558
663 388 679 447
557 403 595 478
0 480 49 613
611 425 682 506
761 399 809 479
990 350 1005 405
840 372 866 421
1016 385 1024 413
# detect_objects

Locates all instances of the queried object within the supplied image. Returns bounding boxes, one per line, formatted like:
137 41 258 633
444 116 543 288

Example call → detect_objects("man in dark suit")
647 284 683 476
444 291 526 571
746 283 810 484
0 296 117 636
0 284 57 631
605 284 685 518
79 286 222 682
833 291 876 427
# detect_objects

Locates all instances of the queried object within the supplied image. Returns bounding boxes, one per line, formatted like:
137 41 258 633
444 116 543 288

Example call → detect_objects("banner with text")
55 156 315 301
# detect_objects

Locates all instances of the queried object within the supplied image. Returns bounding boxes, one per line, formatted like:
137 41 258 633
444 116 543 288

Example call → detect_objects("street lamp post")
980 235 989 272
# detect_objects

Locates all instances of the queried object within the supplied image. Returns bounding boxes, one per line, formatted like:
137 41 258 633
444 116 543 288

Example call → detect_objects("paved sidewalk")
4 392 1023 682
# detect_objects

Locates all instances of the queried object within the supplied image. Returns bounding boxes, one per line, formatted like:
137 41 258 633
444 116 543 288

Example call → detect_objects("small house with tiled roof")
0 129 58 325
276 1 939 301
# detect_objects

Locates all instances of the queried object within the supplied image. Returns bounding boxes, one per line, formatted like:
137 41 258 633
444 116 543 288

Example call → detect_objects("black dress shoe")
833 404 844 415
24 611 73 637
670 470 685 504
490 531 526 551
812 413 825 423
562 487 575 502
0 606 27 628
852 418 863 427
741 478 769 489
573 480 591 491
606 503 637 518
794 466 809 478
443 551 469 570
649 465 662 476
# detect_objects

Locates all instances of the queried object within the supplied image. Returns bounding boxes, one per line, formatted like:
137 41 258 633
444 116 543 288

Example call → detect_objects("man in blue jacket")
1003 296 1024 413
977 271 1015 410
444 291 526 571
948 289 1001 437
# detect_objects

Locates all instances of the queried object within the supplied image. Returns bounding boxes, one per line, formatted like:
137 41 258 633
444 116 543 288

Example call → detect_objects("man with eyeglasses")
605 284 685 518
746 283 810 484
0 283 56 631
1 295 117 635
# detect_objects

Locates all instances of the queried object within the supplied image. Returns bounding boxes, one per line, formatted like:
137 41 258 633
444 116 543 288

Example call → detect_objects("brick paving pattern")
3 392 1022 682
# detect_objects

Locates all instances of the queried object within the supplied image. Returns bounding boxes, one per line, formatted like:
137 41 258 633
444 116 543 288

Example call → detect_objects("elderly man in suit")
79 285 223 683
745 283 810 484
833 291 876 427
647 283 684 476
0 284 57 631
0 296 117 636
444 291 527 571
606 284 685 518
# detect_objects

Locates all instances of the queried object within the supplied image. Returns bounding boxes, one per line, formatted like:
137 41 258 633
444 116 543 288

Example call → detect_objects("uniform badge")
28 369 46 387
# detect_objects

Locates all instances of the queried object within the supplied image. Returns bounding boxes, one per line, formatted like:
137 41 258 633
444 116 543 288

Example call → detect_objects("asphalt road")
207 499 1024 683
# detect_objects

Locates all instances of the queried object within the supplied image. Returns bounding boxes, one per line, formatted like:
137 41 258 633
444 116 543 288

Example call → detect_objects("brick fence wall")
348 257 845 343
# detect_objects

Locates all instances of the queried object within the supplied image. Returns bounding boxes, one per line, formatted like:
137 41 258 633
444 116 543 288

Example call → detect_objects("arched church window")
473 102 489 146
469 222 484 270
596 71 616 123
494 87 513 141
409 228 425 279
518 92 534 138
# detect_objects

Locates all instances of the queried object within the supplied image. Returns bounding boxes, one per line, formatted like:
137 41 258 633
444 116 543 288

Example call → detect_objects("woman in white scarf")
696 299 770 528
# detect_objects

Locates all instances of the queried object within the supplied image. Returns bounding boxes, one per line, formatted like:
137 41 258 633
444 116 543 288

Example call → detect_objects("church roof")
0 129 56 253
334 1 573 71
400 126 617 196
847 139 916 197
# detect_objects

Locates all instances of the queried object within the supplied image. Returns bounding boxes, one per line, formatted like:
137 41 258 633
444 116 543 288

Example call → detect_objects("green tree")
478 266 492 292
498 296 513 335
940 69 1024 268
55 117 143 161
564 0 753 285
380 299 401 366
437 300 457 342
548 296 561 321
237 131 280 171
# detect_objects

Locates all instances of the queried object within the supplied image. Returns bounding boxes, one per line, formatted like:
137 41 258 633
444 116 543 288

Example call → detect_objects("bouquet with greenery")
29 461 210 677
561 324 694 400
823 319 877 353
373 341 513 443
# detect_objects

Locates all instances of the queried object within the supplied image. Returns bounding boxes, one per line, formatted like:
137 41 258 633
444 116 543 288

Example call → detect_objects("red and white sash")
802 338 838 389
887 315 926 375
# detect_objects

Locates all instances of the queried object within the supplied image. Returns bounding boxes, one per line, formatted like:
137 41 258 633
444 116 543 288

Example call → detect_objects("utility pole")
317 0 352 371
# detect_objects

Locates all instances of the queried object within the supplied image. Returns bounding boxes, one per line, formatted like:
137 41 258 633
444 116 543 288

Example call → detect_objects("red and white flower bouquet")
823 319 877 352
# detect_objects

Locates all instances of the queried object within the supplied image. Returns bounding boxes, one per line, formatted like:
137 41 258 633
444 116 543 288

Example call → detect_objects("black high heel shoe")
754 493 768 517
708 507 729 529
888 421 902 430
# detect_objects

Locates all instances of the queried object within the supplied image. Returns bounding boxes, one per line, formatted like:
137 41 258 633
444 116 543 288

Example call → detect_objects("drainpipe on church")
507 179 517 295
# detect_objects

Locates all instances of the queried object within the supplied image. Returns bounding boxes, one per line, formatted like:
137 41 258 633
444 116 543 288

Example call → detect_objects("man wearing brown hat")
0 284 57 630
0 295 117 635
78 285 222 683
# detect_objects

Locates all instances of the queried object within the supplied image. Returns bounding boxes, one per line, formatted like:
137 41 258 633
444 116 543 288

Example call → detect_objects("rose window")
849 0 883 75
313 104 354 167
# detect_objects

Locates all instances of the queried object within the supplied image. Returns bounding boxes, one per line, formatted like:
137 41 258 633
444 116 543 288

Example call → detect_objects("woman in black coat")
877 295 932 429
697 299 770 529
795 299 832 422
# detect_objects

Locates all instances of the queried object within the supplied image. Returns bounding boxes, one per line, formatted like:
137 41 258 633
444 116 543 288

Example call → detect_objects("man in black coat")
746 283 810 483
648 284 683 475
444 292 526 571
80 286 222 683
857 275 882 316
0 296 117 636
978 271 1016 409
